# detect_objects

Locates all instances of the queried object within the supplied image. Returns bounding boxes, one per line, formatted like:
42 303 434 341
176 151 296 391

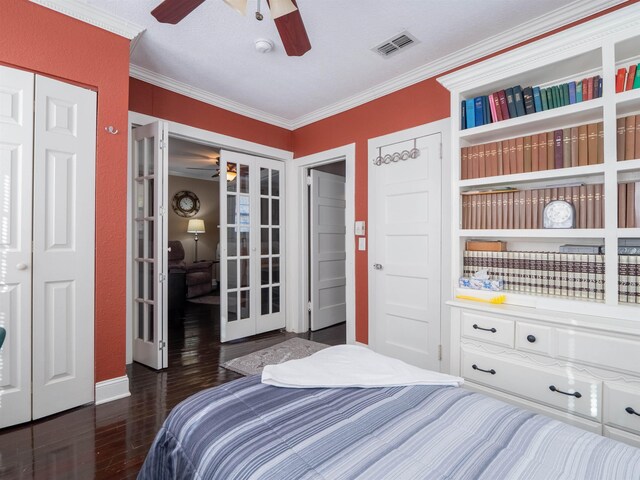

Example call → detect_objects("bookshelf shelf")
459 164 605 189
617 228 640 238
459 229 605 238
615 88 640 116
459 99 603 145
616 158 640 172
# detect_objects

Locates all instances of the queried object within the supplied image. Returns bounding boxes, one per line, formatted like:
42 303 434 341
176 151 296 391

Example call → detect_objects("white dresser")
449 301 640 448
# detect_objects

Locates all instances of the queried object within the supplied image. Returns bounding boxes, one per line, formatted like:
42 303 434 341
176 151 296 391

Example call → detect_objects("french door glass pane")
261 287 269 315
261 258 269 285
148 262 154 300
239 164 250 193
228 259 237 289
272 199 279 225
227 195 236 223
240 259 249 288
261 228 268 255
147 179 154 216
228 292 237 321
148 304 155 341
146 137 155 175
272 257 279 284
260 167 269 195
272 228 279 255
147 220 154 258
137 261 143 297
227 227 237 257
271 170 279 197
261 198 269 225
239 230 249 256
136 180 144 218
137 302 144 339
227 163 237 192
272 286 280 313
240 291 250 319
136 141 145 177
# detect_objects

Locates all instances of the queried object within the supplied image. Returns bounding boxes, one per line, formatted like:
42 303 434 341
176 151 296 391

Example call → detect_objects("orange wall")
129 79 293 151
292 0 640 344
1 0 131 382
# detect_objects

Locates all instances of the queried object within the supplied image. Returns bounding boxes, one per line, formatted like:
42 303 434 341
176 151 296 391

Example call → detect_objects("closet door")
32 75 96 419
0 65 34 429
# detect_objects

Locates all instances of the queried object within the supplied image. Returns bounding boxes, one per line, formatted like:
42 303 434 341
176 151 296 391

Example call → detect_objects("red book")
492 93 503 121
616 68 628 93
488 93 498 123
554 130 563 169
627 65 637 91
497 90 510 119
586 77 594 100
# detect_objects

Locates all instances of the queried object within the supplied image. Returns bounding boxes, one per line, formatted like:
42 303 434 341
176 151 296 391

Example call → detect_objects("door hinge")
159 140 167 150
307 301 312 312
159 340 166 350
159 206 166 216
439 142 443 160
159 273 167 282
438 344 443 361
306 175 312 186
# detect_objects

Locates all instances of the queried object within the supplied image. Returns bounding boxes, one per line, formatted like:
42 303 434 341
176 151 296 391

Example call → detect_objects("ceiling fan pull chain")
255 0 264 20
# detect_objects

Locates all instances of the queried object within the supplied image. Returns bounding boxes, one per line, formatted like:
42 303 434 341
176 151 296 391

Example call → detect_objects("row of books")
462 250 604 300
619 182 640 228
461 185 604 230
461 122 604 180
615 63 640 93
619 255 640 303
617 114 640 161
460 76 603 130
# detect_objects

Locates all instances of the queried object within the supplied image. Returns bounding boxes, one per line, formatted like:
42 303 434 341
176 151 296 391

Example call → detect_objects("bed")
139 374 640 479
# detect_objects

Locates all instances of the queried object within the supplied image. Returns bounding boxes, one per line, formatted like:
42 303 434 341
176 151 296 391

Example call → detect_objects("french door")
131 121 169 369
220 150 285 342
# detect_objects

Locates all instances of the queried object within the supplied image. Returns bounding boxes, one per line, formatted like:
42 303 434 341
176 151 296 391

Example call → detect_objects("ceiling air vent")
372 31 419 58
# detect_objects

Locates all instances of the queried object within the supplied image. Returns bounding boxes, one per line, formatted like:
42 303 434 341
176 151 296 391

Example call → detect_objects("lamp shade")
269 0 297 19
226 170 237 182
187 219 205 233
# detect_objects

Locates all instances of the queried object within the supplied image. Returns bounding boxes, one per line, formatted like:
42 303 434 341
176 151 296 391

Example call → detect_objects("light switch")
358 237 366 251
355 221 366 236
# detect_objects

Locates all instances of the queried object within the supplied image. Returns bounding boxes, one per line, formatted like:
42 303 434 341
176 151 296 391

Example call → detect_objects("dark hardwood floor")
0 301 345 479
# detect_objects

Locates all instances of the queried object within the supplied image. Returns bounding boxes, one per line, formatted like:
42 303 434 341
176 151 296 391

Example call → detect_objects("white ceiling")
86 0 620 127
168 136 220 181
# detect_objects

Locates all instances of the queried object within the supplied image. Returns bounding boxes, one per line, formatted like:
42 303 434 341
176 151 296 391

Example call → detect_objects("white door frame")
285 144 356 344
367 119 452 373
126 111 293 364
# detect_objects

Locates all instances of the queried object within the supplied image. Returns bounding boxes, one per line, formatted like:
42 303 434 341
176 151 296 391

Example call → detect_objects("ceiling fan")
151 0 311 56
186 159 237 181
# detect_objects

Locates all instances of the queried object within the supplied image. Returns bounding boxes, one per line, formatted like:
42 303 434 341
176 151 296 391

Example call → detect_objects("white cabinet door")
0 65 34 428
310 170 346 331
220 150 284 342
32 75 96 419
371 133 442 370
132 121 169 370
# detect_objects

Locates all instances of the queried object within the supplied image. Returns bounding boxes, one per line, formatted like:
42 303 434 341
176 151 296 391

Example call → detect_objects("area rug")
187 295 220 305
222 338 329 376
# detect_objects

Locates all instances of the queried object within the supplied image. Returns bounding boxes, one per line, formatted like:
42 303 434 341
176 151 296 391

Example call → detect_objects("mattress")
139 375 640 479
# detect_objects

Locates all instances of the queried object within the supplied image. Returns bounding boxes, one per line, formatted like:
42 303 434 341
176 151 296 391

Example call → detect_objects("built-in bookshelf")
439 10 640 315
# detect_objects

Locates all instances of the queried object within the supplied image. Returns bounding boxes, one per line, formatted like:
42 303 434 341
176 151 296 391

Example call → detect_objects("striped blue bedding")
139 375 640 479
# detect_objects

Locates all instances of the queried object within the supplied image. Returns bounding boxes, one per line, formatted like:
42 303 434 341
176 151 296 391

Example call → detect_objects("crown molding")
128 0 627 130
29 0 145 40
130 65 292 130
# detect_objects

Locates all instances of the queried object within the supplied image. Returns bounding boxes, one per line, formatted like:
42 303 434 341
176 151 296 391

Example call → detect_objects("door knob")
373 264 383 270
16 263 28 271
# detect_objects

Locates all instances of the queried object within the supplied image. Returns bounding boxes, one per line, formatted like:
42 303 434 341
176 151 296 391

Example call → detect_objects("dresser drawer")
604 383 640 436
516 322 552 356
461 348 602 421
461 311 514 348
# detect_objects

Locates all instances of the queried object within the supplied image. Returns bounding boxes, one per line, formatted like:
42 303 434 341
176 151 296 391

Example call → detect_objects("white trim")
95 375 130 405
286 144 356 345
367 118 451 371
126 111 293 364
29 0 145 40
130 65 292 130
127 0 624 130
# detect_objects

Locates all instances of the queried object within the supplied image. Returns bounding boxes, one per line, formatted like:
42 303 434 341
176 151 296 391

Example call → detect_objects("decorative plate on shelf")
543 200 575 229
172 190 200 217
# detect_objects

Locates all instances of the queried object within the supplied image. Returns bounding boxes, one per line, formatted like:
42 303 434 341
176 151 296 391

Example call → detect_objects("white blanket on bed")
261 344 464 388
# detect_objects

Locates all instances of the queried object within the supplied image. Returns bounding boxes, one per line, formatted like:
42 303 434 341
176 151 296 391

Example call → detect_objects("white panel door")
132 121 169 369
32 75 97 419
371 133 442 370
0 65 34 428
310 170 346 331
220 150 284 342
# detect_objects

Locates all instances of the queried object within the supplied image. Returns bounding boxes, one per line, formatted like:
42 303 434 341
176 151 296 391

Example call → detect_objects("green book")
634 64 640 89
552 86 560 108
541 88 549 110
562 83 570 105
547 88 555 109
576 81 583 102
559 84 565 106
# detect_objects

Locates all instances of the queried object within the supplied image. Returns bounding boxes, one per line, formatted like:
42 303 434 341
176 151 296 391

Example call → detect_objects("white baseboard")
95 375 131 405
354 341 370 348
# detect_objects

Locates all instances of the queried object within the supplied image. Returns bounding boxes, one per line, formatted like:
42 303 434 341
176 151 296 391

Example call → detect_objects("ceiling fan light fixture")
223 0 247 15
269 0 297 19
226 170 238 182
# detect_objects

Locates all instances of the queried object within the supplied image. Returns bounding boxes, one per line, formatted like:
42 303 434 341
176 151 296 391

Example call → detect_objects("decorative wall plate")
172 190 200 217
543 200 575 229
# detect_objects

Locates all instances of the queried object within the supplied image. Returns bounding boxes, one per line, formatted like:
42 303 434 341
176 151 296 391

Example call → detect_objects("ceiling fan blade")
268 0 311 56
186 167 218 170
151 0 206 24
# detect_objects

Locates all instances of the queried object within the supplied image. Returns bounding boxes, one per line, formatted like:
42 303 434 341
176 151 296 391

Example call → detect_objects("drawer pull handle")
549 385 582 398
625 407 640 416
473 324 497 333
472 364 496 375
527 335 536 343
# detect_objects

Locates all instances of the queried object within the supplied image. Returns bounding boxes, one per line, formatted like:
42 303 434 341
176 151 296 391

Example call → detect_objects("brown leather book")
516 137 524 173
502 141 510 175
562 128 571 168
597 122 604 164
525 190 533 229
547 131 555 170
625 115 636 161
531 135 539 172
617 117 626 161
519 191 526 228
636 181 640 229
578 124 588 166
572 186 580 223
587 123 598 165
461 147 468 180
523 136 532 173
570 127 579 168
471 145 479 178
478 144 486 178
551 187 558 202
635 118 640 160
619 183 627 228
554 130 563 169
579 186 587 229
489 142 498 177
594 184 602 229
496 193 503 229
486 193 493 228
538 189 546 227
627 182 636 228
509 138 517 174
586 184 595 229
538 133 547 171
511 192 518 229
480 195 487 229
462 195 469 228
503 193 509 229
497 141 503 176
558 187 566 202
531 189 538 229
471 194 477 229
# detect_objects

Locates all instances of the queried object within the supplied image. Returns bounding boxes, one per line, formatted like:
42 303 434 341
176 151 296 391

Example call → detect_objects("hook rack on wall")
104 126 119 135
372 137 420 166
